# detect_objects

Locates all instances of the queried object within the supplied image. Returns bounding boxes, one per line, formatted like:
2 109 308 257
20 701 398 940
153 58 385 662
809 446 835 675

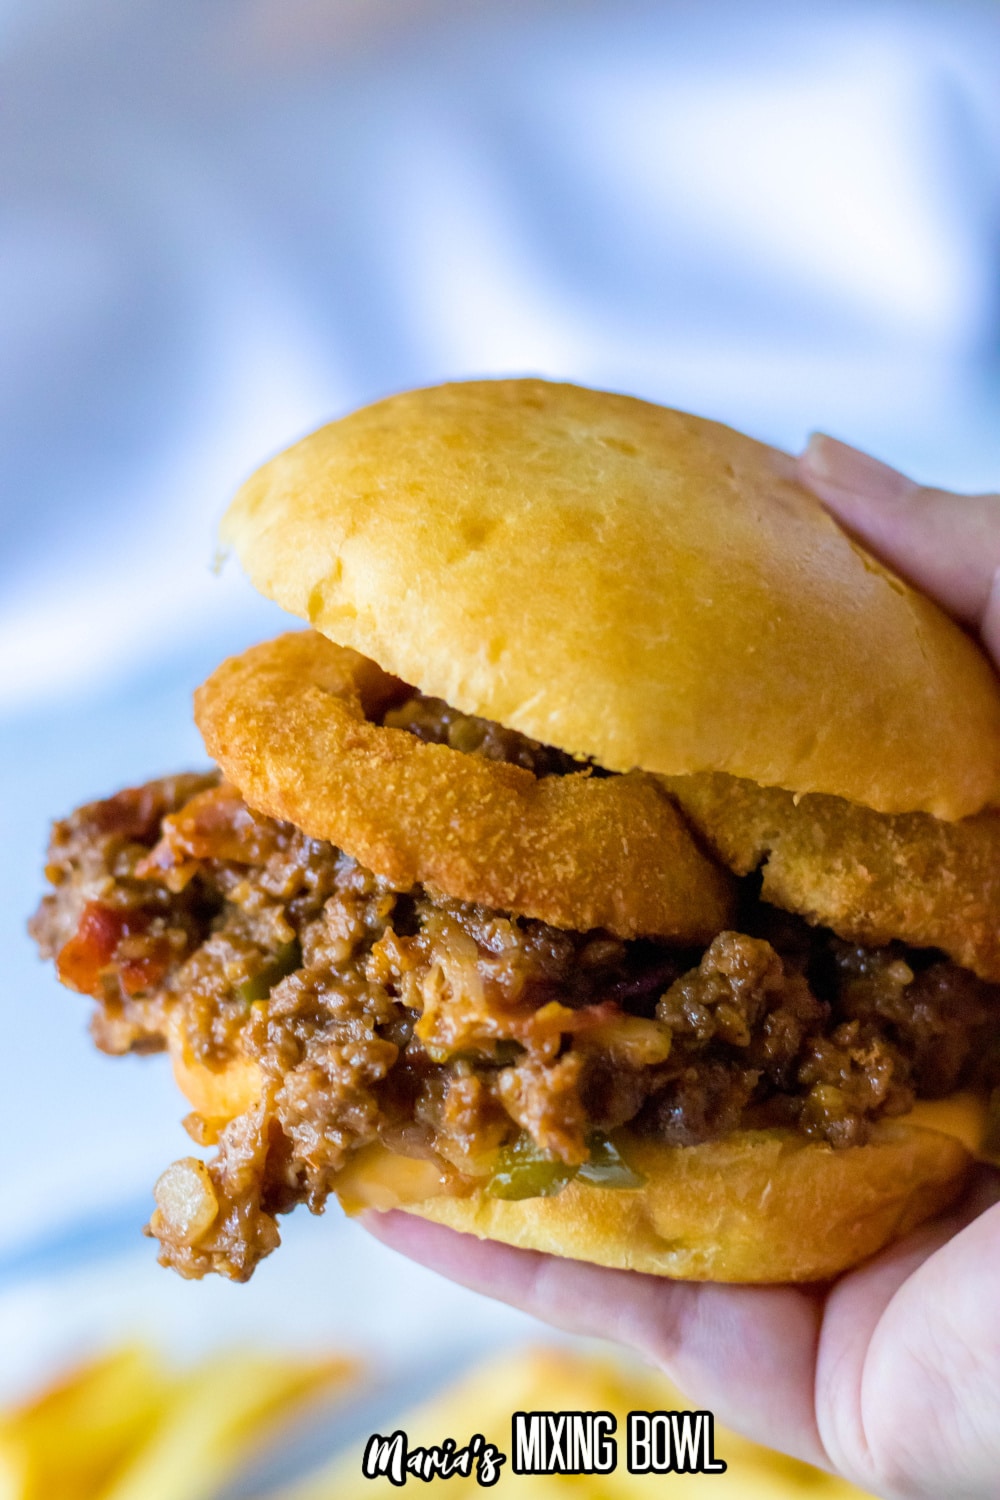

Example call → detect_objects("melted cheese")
907 1093 989 1158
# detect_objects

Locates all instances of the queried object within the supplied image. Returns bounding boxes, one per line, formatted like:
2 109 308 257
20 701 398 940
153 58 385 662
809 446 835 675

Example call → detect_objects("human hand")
364 437 1000 1500
801 434 1000 664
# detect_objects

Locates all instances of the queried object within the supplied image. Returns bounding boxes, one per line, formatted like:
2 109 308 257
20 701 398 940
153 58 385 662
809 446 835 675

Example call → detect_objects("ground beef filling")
31 764 999 1280
381 690 599 777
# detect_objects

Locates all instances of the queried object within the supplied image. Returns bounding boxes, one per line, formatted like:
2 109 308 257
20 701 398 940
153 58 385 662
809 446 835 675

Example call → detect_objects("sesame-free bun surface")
222 380 1000 819
399 1124 970 1283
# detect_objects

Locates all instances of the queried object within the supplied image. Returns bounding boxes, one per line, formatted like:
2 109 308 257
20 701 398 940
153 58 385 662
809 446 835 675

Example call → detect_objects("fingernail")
803 433 914 505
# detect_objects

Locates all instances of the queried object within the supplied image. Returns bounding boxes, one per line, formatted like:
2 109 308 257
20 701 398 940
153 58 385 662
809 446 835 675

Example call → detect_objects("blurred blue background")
2 0 999 1413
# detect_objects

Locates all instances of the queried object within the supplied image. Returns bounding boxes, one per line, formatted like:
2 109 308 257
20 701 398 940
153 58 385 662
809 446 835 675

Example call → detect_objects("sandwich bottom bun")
379 1125 971 1283
171 1042 977 1283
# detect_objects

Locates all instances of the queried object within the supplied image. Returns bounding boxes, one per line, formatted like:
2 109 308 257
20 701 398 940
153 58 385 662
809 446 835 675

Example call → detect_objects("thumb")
799 434 1000 644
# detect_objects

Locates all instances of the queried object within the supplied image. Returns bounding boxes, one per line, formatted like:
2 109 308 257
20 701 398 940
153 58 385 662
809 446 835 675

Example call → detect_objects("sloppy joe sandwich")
31 380 1000 1283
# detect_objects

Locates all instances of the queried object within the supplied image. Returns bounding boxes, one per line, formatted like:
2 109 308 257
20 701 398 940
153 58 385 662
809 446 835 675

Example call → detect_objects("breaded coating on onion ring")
194 632 735 941
663 772 1000 981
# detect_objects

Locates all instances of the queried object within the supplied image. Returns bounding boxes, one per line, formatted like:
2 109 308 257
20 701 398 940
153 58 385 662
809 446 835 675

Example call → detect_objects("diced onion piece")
575 1015 672 1067
152 1158 219 1246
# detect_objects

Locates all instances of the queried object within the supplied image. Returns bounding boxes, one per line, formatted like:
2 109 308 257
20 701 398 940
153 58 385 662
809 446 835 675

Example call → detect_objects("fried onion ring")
194 632 735 940
663 772 1000 980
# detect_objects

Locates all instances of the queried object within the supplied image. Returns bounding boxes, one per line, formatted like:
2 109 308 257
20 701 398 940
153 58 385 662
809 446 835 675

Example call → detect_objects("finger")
362 1209 828 1469
979 565 1000 667
815 1165 1000 1494
816 1211 980 1488
799 433 1000 630
854 1191 1000 1497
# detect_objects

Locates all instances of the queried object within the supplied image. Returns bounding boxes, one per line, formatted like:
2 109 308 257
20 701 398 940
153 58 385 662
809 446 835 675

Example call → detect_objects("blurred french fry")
0 1343 171 1500
0 1338 877 1499
100 1347 354 1500
276 1346 875 1498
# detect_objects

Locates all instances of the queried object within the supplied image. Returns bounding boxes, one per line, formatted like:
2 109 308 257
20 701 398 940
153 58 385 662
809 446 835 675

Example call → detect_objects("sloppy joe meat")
30 703 1000 1280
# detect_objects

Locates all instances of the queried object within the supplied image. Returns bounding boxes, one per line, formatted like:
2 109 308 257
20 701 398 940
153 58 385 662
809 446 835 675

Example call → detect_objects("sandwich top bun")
222 379 1000 820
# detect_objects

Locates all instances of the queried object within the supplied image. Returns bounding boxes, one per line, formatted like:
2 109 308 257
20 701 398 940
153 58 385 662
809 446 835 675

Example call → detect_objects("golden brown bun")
663 772 1000 981
195 631 736 941
399 1125 971 1283
221 379 1000 819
